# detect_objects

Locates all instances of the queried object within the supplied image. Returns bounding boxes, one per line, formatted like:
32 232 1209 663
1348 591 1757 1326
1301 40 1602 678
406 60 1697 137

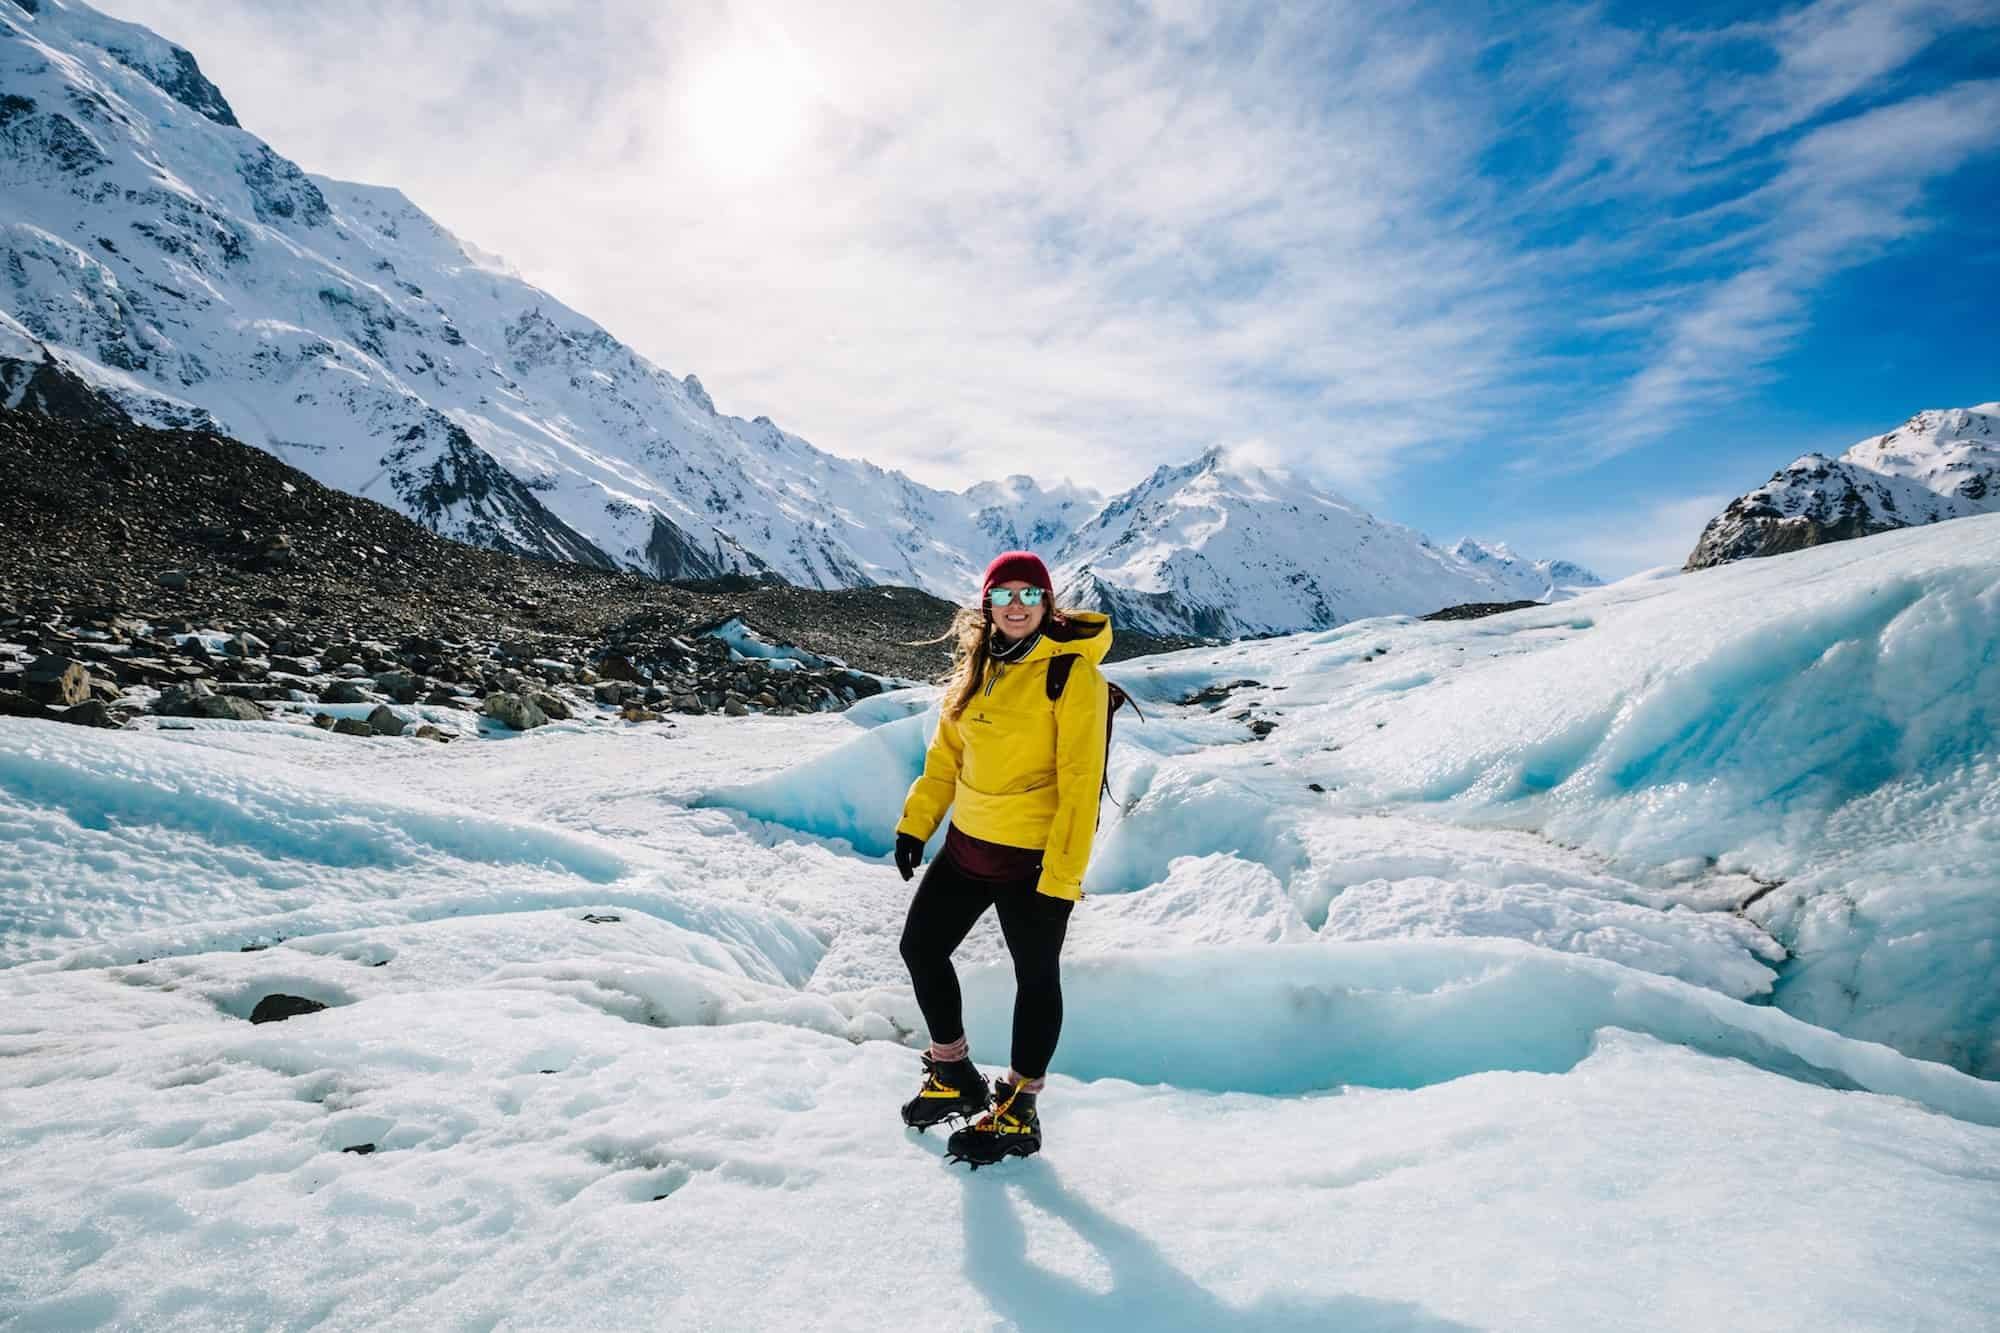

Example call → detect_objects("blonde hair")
926 590 1071 720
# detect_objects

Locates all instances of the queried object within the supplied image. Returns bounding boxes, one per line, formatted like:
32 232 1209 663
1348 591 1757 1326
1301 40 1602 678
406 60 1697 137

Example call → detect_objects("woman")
892 550 1112 1168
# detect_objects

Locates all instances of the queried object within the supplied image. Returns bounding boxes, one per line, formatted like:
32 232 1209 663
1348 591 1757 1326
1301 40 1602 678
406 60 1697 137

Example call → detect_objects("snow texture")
4 518 1997 1329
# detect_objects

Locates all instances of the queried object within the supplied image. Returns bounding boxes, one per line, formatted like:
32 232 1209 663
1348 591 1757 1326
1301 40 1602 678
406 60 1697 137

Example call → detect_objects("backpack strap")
1045 653 1077 701
1046 654 1145 823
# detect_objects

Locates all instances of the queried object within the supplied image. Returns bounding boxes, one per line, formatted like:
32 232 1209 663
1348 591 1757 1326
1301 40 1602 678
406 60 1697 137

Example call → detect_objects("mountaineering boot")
945 1078 1041 1168
901 1053 990 1131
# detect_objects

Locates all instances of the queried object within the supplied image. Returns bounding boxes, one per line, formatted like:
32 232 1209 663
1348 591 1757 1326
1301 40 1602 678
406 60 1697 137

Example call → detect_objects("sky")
91 0 2000 577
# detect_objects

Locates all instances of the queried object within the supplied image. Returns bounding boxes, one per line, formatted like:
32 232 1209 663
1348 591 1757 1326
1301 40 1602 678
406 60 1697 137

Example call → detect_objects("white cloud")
1513 491 1737 580
85 0 1532 499
1592 79 2000 458
78 0 2000 507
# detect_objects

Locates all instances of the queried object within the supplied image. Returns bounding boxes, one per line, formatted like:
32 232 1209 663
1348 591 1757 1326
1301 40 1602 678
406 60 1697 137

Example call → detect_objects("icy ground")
4 517 1999 1330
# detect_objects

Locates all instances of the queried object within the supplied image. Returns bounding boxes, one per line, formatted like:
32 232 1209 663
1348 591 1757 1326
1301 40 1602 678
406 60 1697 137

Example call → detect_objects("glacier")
2 516 1997 1329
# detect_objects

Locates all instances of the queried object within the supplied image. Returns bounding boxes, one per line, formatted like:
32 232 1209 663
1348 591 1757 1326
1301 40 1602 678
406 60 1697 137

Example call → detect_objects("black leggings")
898 849 1075 1080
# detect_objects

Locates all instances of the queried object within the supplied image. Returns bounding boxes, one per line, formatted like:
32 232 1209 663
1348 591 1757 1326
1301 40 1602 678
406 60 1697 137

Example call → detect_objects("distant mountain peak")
1687 402 1999 569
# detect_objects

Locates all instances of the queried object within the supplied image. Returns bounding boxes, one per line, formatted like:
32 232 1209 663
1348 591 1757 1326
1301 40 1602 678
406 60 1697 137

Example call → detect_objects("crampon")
945 1079 1040 1169
900 1053 989 1133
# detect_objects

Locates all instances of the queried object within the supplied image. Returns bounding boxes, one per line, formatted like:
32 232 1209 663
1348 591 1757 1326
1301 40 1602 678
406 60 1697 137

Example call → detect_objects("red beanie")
979 550 1053 602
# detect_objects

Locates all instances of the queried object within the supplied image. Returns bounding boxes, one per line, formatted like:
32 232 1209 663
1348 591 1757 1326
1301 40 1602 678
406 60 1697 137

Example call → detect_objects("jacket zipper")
984 664 1002 696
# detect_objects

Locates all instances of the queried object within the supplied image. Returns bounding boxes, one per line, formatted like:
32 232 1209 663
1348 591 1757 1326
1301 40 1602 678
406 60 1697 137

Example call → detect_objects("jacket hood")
1010 609 1112 668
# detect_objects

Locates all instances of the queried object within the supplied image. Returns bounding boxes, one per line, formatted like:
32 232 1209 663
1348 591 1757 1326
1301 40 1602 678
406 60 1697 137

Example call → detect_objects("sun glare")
680 40 813 179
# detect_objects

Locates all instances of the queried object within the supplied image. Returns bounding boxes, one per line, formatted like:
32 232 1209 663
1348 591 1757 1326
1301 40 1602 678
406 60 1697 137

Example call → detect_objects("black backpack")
1046 654 1142 821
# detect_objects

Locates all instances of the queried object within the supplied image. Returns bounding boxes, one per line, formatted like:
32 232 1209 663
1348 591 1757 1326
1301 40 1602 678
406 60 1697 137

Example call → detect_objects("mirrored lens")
1018 588 1044 605
987 588 1015 606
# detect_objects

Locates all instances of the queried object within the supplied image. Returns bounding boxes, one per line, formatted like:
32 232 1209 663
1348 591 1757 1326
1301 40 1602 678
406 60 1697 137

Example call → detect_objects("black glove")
894 832 925 882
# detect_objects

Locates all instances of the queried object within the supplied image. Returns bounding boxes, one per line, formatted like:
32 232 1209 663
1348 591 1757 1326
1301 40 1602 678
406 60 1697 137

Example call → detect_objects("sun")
680 40 814 179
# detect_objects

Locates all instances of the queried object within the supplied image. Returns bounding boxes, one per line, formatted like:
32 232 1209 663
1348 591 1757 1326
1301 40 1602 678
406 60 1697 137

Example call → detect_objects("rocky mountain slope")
1686 404 1999 570
0 408 1165 740
1 0 1590 636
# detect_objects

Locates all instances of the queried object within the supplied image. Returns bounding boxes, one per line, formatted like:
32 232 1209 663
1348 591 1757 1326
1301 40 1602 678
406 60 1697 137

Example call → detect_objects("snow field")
4 516 2000 1328
4 973 1996 1330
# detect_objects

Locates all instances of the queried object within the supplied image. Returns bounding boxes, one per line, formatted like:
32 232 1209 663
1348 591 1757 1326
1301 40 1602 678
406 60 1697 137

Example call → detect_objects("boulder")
372 669 420 704
0 691 53 720
200 694 266 722
152 681 212 715
311 713 337 730
594 681 629 706
156 681 264 721
412 725 453 743
366 704 406 736
156 570 189 590
484 692 550 731
320 680 374 704
332 717 375 737
529 690 572 721
56 700 121 729
248 994 326 1024
22 656 91 706
597 652 644 682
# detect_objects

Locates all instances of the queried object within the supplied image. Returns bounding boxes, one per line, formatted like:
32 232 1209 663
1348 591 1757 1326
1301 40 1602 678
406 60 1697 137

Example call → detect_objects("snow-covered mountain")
0 0 1588 636
1686 404 1999 570
1049 449 1600 637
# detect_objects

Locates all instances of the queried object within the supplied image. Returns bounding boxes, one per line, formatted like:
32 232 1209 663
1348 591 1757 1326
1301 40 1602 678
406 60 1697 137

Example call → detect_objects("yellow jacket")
895 611 1113 900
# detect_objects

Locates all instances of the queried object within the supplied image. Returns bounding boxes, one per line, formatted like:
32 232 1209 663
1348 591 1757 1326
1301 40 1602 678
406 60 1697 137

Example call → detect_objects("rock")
56 699 121 729
248 994 327 1024
198 694 265 721
223 632 268 657
620 705 663 722
320 679 374 704
153 681 212 716
269 655 317 676
22 655 91 705
0 690 53 719
1248 718 1277 739
597 652 644 683
156 570 189 589
529 690 571 721
23 656 93 704
311 712 336 730
671 694 704 714
594 681 628 706
366 703 405 736
723 697 748 717
215 682 294 702
372 669 419 703
483 691 549 731
412 724 452 743
332 717 375 737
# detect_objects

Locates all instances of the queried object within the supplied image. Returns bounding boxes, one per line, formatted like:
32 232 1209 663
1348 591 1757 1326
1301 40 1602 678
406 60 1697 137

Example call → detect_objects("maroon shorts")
942 823 1043 883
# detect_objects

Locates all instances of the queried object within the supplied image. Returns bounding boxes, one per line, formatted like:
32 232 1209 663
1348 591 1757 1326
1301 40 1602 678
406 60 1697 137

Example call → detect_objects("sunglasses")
987 587 1045 607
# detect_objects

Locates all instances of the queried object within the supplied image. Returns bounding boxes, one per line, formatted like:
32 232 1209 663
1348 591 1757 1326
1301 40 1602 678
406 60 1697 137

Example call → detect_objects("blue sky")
95 0 2000 575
